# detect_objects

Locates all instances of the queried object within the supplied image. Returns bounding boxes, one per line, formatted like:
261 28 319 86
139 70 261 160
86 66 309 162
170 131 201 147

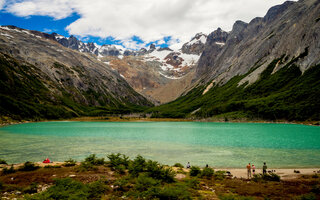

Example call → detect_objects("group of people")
246 162 267 178
186 161 268 179
42 158 51 163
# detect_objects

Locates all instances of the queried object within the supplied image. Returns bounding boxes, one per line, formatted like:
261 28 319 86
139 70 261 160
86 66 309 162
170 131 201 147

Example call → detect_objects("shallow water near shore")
0 121 319 168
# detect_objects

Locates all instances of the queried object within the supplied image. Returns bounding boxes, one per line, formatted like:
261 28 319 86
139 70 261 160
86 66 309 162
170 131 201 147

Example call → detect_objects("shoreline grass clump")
2 165 16 175
77 154 105 172
0 159 7 165
173 163 184 168
24 178 108 200
200 167 214 179
107 153 129 174
63 158 77 167
252 173 280 182
18 161 40 172
190 166 201 177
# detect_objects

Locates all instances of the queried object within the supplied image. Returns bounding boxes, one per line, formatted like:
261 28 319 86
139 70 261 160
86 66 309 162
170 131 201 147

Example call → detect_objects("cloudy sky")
0 0 290 49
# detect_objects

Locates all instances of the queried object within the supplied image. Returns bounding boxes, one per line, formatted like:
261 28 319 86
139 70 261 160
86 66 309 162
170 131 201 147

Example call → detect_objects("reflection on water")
0 122 319 168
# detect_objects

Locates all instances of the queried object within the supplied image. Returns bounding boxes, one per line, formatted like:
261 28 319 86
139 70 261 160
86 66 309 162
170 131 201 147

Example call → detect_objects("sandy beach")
2 162 319 180
214 168 320 180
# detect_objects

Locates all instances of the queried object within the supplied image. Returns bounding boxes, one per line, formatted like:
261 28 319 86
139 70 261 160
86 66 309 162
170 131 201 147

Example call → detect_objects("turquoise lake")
0 121 320 168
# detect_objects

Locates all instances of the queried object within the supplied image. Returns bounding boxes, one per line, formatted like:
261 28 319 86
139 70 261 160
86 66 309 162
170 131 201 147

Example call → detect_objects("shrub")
114 176 131 192
173 163 184 168
311 185 320 194
23 182 38 194
87 180 109 199
2 165 16 175
128 155 146 177
201 167 214 178
63 158 77 167
44 165 61 169
156 184 192 200
189 166 201 177
184 178 200 190
114 164 126 174
78 161 97 172
145 160 175 183
220 193 255 200
252 173 280 182
25 178 108 200
214 170 226 180
25 178 88 200
297 193 317 200
19 161 40 171
134 174 160 192
107 153 129 170
0 159 7 164
85 154 105 165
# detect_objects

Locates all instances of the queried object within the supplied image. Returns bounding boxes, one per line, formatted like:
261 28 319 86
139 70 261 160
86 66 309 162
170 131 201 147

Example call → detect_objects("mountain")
149 0 320 122
1 0 319 122
0 25 152 121
49 31 206 104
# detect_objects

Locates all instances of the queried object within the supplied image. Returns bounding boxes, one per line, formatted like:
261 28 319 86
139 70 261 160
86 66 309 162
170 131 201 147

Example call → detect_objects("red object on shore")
43 158 51 163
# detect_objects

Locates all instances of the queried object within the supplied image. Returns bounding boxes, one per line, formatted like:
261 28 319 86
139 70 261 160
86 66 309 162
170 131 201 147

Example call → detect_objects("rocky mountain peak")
208 28 228 44
181 32 208 55
231 20 248 36
264 1 296 23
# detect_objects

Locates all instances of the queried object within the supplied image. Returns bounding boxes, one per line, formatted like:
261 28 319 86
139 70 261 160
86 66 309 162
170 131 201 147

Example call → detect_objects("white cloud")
0 0 5 10
121 39 147 50
4 0 294 48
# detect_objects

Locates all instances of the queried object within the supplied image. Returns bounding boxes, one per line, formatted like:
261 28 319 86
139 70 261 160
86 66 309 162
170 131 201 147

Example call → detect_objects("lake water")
0 121 320 168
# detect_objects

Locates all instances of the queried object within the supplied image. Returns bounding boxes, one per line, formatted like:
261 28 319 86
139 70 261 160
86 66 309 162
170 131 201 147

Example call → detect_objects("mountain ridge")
148 0 320 121
0 25 152 121
1 0 319 122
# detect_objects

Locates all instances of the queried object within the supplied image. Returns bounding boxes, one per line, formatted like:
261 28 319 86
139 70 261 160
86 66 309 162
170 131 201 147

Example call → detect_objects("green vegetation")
173 163 184 168
200 167 214 179
149 55 320 121
1 154 320 199
43 165 61 169
2 165 16 175
252 173 281 182
18 162 40 172
189 166 201 177
219 193 255 200
25 178 108 200
107 153 129 174
0 53 151 122
84 154 105 166
0 159 7 165
63 158 77 167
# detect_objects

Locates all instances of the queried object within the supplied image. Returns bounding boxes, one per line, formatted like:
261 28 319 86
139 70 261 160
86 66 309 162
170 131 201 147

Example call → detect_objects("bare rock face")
196 0 320 85
181 33 207 55
164 52 184 67
196 28 228 78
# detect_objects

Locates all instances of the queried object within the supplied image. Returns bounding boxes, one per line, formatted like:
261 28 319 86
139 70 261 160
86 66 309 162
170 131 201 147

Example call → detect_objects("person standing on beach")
246 163 252 179
263 162 267 175
252 164 256 175
186 162 190 169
